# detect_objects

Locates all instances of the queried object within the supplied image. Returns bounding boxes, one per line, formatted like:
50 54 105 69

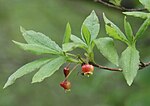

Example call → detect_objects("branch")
94 0 147 11
90 62 122 72
89 62 122 72
89 61 150 72
139 61 150 70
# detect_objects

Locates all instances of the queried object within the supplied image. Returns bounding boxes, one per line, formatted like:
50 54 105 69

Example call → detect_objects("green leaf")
114 0 122 5
94 37 119 66
109 0 122 6
63 23 71 44
70 35 86 45
32 56 66 83
123 12 150 19
120 46 140 86
139 0 150 11
3 58 51 89
83 10 100 41
124 16 134 44
20 27 62 52
103 13 128 44
13 41 59 55
135 18 150 41
81 25 91 45
62 42 86 52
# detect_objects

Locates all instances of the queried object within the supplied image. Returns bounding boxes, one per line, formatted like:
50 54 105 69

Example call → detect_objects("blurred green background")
0 0 150 106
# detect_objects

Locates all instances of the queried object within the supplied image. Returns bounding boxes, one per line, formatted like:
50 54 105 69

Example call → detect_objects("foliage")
4 0 150 90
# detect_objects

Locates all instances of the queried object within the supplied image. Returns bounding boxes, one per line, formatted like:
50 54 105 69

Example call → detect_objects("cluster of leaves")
4 0 150 89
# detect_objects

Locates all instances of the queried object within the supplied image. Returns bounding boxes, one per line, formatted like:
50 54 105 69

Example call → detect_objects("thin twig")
89 61 150 72
94 0 146 11
140 61 145 67
139 61 150 70
77 55 85 64
64 64 79 81
66 63 71 68
145 62 150 66
89 62 122 72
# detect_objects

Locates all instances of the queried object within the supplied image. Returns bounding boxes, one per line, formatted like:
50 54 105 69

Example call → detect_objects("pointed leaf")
3 58 51 89
124 16 134 44
70 35 86 45
103 13 128 44
123 12 150 19
63 23 71 44
139 0 150 11
83 10 100 40
62 42 86 52
94 37 119 66
109 0 122 6
120 46 140 86
81 25 91 45
32 56 66 83
135 18 150 40
13 41 59 55
20 27 62 52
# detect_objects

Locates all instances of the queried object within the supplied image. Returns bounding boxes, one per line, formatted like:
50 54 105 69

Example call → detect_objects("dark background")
0 0 150 106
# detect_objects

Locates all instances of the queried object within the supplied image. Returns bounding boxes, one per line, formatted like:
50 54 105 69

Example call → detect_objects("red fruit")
63 67 70 77
82 64 94 76
60 80 71 91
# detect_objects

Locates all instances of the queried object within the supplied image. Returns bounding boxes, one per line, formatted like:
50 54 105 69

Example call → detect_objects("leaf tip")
139 0 142 4
31 80 36 84
31 79 42 84
31 76 43 84
91 10 96 14
124 16 127 20
12 40 16 43
3 76 16 89
3 83 10 89
12 40 19 45
102 13 107 22
31 78 38 83
90 10 98 18
127 80 133 86
20 26 26 33
67 22 70 26
103 12 106 15
3 80 12 89
3 84 7 89
102 12 105 17
66 22 71 30
122 12 127 15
